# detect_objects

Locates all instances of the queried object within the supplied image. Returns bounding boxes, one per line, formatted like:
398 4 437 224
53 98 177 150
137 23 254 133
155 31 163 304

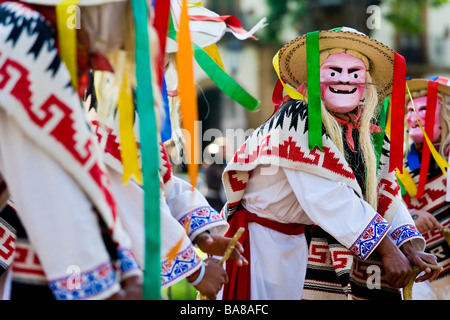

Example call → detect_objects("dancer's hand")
187 258 229 300
410 209 441 234
194 231 248 266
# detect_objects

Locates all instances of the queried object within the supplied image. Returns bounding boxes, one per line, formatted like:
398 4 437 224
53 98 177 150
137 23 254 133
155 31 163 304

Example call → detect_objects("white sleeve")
106 168 203 288
166 176 228 240
283 167 391 260
388 202 425 251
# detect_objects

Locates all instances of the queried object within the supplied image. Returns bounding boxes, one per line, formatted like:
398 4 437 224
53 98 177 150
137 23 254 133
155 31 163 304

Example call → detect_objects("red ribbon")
416 80 439 198
271 79 284 112
189 15 258 40
152 0 171 88
389 53 406 172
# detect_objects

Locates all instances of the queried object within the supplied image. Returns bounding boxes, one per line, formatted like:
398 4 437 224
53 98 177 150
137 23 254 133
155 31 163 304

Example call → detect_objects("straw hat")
278 27 396 101
21 0 126 5
406 76 450 97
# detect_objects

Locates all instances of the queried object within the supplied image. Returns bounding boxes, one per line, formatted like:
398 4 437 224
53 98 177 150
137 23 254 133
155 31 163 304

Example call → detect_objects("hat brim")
406 79 450 97
21 0 126 5
278 29 395 101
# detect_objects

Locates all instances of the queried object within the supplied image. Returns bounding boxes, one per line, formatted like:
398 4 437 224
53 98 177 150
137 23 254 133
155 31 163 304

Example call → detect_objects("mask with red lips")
406 96 442 145
320 52 367 113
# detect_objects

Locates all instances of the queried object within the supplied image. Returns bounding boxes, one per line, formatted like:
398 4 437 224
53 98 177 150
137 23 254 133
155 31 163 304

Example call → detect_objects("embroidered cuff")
390 224 422 247
117 247 142 279
350 214 391 260
161 245 202 288
179 206 226 240
49 262 119 300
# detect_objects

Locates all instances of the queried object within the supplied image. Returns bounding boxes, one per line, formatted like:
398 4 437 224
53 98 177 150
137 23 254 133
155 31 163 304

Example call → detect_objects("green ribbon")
131 0 160 300
374 97 389 173
306 31 322 150
168 17 259 111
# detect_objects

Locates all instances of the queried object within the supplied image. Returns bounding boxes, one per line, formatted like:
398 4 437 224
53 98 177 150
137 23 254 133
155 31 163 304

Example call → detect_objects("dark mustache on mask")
319 81 377 86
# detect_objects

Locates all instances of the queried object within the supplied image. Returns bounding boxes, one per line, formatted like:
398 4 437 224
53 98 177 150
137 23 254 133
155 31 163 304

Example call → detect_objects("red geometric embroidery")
320 146 355 179
227 170 247 192
0 224 15 261
0 58 32 111
308 243 330 264
331 250 353 270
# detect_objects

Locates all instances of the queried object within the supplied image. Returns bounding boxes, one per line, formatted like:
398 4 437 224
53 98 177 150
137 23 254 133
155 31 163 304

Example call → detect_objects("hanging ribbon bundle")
165 0 263 188
416 80 439 198
168 0 260 112
131 0 161 300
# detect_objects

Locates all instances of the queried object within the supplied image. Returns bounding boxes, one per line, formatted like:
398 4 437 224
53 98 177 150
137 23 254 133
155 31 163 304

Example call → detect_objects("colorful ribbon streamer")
389 53 406 172
272 51 306 102
416 80 439 198
161 77 172 142
153 0 171 89
193 43 259 111
306 31 322 150
396 167 418 197
177 0 200 189
202 43 225 71
167 16 260 111
117 72 143 185
55 0 80 91
131 0 161 300
374 97 389 172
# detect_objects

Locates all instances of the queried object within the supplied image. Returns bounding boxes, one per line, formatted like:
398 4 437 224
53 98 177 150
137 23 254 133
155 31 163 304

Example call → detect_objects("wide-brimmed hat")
21 0 125 5
274 26 406 173
406 76 450 98
278 27 396 101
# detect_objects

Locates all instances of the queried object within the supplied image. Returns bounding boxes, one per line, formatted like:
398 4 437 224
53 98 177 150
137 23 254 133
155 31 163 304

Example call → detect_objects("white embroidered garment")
241 165 424 299
89 107 229 288
0 109 121 300
222 99 425 299
0 2 141 299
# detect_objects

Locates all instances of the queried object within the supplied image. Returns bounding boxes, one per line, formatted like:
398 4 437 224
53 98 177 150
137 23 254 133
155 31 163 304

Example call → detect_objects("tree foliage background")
262 0 450 44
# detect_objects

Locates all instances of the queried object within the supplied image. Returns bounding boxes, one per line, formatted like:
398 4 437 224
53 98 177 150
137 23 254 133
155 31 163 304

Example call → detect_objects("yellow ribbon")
56 0 80 91
202 44 225 71
118 72 143 185
406 84 450 176
396 167 417 197
385 99 392 138
272 51 307 101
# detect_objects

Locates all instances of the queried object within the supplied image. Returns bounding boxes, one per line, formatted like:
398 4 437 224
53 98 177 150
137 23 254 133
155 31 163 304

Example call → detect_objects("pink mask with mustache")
320 52 367 113
406 96 442 145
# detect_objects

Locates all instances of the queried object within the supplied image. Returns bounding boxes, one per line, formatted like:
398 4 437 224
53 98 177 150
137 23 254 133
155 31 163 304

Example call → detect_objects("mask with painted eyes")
406 96 442 145
320 52 367 113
